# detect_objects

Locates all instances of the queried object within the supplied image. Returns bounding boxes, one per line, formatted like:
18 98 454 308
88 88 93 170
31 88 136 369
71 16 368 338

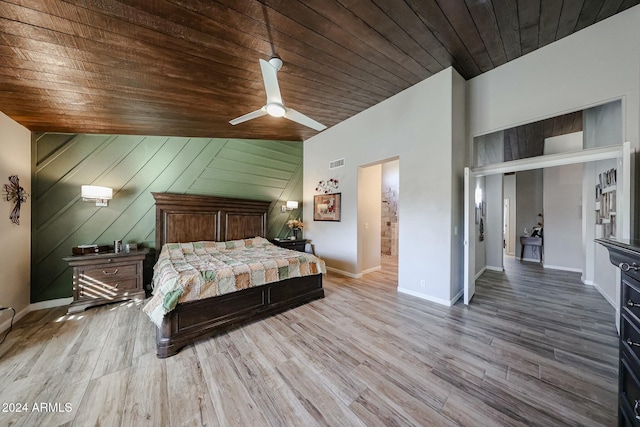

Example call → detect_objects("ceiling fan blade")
284 108 327 131
229 107 267 125
259 59 283 105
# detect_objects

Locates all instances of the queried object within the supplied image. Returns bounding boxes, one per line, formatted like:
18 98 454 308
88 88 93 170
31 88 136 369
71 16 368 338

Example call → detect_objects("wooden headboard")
153 193 271 248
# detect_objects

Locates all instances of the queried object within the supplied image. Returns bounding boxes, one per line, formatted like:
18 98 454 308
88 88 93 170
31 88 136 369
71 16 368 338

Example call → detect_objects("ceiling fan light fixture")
266 103 286 117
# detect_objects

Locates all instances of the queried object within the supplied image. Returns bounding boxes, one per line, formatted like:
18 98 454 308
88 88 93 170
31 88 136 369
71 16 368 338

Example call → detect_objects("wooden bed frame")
152 192 324 358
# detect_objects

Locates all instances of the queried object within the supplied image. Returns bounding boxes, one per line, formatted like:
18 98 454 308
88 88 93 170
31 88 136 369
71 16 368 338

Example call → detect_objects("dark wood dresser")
598 239 640 426
64 249 149 314
270 238 308 252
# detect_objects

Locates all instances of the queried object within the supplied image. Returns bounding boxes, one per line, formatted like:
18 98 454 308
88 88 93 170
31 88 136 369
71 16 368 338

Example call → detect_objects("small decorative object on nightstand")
271 238 308 253
287 218 304 240
64 248 149 314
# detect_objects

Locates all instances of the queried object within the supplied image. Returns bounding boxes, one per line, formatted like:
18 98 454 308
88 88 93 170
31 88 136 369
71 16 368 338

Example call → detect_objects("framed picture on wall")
314 193 341 221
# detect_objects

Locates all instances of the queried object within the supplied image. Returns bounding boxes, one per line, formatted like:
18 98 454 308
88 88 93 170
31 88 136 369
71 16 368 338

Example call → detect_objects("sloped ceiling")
1 0 638 141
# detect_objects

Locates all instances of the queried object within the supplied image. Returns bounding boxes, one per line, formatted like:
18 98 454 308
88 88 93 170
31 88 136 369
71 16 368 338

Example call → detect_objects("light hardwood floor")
0 257 618 426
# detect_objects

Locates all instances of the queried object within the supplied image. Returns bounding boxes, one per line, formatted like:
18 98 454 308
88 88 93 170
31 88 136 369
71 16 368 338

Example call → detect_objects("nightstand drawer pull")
102 269 119 276
634 400 640 420
626 338 640 347
620 262 640 272
628 299 640 308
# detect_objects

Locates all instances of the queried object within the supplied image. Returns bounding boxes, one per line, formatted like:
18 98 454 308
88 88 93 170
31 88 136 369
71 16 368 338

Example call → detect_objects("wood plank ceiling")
1 0 637 141
504 110 583 161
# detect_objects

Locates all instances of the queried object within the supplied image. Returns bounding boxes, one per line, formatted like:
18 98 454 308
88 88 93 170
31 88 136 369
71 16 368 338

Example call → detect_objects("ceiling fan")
229 56 327 132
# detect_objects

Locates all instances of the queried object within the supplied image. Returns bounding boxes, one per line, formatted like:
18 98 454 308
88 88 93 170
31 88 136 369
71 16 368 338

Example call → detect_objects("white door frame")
463 142 632 305
463 167 476 304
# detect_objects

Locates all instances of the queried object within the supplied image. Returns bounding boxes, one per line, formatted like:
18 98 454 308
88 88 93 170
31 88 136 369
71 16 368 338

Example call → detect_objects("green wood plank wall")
32 133 303 303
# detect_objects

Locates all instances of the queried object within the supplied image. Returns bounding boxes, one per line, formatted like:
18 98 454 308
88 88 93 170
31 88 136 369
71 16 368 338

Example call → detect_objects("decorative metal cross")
4 175 29 225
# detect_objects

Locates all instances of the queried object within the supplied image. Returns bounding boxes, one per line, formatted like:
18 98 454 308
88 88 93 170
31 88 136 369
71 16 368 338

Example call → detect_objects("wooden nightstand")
64 249 149 314
270 238 308 253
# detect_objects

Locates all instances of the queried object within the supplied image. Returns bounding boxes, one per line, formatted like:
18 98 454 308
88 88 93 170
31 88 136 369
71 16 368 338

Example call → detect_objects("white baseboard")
580 279 615 308
0 305 29 334
326 266 362 279
30 297 73 311
485 265 504 272
520 257 542 264
398 287 461 307
361 266 382 275
326 265 381 278
591 281 616 308
0 297 73 334
543 264 583 273
450 288 464 305
474 267 486 281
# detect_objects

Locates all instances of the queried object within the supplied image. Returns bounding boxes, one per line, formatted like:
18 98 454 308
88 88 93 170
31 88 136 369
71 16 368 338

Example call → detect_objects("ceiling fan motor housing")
268 56 283 71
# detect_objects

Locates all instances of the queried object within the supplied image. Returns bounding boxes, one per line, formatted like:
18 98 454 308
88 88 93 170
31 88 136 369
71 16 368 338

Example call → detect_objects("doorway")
357 157 399 281
464 142 631 306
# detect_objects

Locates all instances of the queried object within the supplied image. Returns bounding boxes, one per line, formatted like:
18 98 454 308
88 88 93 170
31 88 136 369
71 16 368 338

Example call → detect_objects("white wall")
304 67 466 304
467 6 639 152
485 174 503 270
474 176 486 276
591 159 619 307
516 169 544 261
543 164 583 271
543 132 584 272
503 174 516 256
357 164 381 272
0 112 31 331
450 70 466 298
468 6 638 308
582 101 623 307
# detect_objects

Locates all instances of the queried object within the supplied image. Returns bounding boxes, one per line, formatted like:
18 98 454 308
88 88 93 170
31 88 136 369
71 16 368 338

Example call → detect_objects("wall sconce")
281 200 299 213
81 185 113 207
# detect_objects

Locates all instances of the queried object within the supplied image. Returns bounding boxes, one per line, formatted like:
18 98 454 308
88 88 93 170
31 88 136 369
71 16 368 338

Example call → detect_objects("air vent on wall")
329 158 345 169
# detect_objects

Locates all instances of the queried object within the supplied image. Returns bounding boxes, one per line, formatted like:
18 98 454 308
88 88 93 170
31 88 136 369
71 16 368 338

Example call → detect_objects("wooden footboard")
156 274 324 358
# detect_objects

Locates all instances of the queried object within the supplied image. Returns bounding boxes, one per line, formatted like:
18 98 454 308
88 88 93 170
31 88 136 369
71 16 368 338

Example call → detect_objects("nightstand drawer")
271 239 308 253
64 249 149 313
79 264 138 282
78 278 138 298
283 242 306 252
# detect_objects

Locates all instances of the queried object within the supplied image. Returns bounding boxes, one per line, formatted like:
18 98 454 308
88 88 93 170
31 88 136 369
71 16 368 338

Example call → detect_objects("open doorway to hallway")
357 157 399 282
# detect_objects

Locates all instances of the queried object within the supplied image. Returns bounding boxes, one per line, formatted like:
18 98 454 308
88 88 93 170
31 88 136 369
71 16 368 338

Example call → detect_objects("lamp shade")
81 185 113 200
286 200 299 209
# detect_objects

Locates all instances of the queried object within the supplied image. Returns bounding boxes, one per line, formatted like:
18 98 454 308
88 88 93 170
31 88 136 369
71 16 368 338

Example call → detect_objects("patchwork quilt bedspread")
143 237 326 327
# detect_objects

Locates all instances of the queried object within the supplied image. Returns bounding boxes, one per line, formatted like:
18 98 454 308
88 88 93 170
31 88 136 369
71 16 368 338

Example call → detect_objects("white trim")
398 287 463 307
543 264 583 273
472 144 626 177
474 267 486 281
465 143 629 307
0 298 74 334
326 266 362 279
361 266 382 275
30 297 73 311
485 265 504 272
311 265 383 278
591 281 616 308
582 278 595 286
0 305 29 334
450 288 464 305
